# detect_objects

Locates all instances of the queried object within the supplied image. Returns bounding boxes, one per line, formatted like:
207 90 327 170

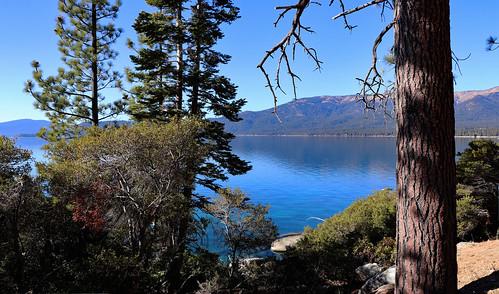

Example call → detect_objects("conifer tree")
25 0 124 140
126 0 187 120
127 2 249 290
127 0 250 188
186 0 249 188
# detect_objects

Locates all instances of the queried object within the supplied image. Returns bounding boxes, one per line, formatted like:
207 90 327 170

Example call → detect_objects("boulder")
271 233 303 253
355 263 383 282
360 266 395 294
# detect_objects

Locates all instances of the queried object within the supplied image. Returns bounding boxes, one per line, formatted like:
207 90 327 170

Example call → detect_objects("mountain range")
1 87 498 137
217 87 499 136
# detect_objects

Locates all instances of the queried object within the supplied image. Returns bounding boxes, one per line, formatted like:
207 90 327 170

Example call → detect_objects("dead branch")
258 0 322 116
452 51 471 77
356 21 395 111
260 0 395 117
332 0 387 21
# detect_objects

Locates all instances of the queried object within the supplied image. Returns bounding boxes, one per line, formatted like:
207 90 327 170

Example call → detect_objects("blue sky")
1 0 499 122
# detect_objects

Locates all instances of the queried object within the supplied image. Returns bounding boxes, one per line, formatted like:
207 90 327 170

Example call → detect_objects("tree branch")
258 0 322 117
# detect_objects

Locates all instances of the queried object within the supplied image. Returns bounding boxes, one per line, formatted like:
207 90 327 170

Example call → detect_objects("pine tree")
126 0 187 120
126 2 250 290
127 0 250 188
186 0 243 119
25 0 124 140
186 0 249 189
260 0 458 292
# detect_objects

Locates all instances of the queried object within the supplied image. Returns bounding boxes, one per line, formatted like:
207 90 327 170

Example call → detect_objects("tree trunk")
394 0 457 293
91 2 99 126
167 187 192 294
191 41 201 115
176 3 184 112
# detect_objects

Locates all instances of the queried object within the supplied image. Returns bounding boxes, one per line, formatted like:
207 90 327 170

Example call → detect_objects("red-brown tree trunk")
394 0 457 293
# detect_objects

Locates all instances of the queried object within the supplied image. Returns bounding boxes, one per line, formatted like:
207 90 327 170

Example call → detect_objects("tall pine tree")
126 0 249 190
126 0 186 120
126 1 249 290
25 0 124 140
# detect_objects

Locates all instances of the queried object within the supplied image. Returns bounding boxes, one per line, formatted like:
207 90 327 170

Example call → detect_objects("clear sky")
1 0 499 122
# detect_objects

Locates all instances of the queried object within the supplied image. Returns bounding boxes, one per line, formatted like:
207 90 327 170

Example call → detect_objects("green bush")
456 182 498 241
296 189 397 282
457 195 489 241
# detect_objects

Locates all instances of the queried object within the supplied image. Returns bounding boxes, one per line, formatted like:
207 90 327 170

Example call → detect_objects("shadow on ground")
460 271 499 293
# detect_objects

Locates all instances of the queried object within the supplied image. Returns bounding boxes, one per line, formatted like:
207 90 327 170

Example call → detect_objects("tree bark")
394 0 457 293
91 2 99 126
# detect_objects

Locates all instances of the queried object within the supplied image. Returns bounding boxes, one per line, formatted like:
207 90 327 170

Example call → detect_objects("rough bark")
394 0 457 293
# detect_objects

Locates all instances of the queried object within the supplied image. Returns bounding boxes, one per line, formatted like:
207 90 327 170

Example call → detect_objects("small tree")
207 188 277 281
25 0 124 140
457 139 499 185
0 137 36 293
41 120 208 291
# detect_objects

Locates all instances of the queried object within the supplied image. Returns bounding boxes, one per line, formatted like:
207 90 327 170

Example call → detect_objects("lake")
14 136 491 235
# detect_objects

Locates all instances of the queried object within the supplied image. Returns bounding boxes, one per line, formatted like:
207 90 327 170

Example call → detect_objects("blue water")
14 136 488 236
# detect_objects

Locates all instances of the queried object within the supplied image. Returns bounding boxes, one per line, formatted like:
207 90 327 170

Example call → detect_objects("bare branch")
258 0 322 116
332 0 387 21
356 21 395 113
452 51 471 77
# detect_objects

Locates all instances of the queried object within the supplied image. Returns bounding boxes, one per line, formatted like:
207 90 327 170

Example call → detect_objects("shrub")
456 182 498 241
457 195 489 241
207 188 277 285
39 119 210 292
296 189 397 282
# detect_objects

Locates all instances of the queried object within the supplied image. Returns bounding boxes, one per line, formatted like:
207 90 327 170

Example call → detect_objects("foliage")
457 139 499 184
0 137 31 184
126 0 185 120
296 189 397 282
25 0 124 140
456 140 499 240
126 0 250 191
39 119 209 292
0 137 34 292
456 195 489 241
207 188 277 281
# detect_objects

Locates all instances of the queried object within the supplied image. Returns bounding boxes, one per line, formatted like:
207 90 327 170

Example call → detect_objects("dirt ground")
458 240 499 293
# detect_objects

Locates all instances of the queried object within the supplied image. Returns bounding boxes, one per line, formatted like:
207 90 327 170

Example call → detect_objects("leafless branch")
355 21 394 112
261 0 396 117
452 51 471 77
332 0 386 21
258 0 322 117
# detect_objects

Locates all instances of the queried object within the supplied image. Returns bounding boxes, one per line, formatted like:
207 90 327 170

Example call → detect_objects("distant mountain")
0 119 130 137
217 87 499 136
0 119 50 137
2 87 498 137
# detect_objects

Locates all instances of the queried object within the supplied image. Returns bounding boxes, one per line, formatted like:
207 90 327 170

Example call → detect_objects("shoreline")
8 133 499 139
235 134 499 139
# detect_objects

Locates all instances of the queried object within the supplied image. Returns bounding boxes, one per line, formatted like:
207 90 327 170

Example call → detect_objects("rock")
270 233 303 253
355 263 383 282
360 266 395 294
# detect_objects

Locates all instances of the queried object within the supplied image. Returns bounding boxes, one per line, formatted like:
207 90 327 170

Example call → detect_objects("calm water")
14 136 489 235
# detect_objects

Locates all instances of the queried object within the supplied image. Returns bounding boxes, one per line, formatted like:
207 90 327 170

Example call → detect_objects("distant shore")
7 133 499 139
234 134 499 139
